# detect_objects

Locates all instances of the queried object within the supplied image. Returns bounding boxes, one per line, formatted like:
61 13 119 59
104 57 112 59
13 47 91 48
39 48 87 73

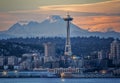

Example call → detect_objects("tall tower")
64 14 73 56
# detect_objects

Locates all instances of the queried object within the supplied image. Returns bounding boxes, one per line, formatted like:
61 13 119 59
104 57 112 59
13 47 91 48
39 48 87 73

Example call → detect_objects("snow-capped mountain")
0 15 120 39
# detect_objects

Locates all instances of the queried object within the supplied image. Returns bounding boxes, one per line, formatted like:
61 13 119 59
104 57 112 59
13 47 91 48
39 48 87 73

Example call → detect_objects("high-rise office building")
44 42 55 57
0 56 4 66
110 40 120 59
7 56 18 66
110 39 120 65
44 42 55 63
98 50 107 60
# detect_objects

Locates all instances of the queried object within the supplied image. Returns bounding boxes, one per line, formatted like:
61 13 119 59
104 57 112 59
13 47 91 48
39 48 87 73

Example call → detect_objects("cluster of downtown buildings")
0 39 120 76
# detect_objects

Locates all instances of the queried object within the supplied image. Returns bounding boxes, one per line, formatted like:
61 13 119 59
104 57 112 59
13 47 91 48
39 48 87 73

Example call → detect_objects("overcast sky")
0 0 120 32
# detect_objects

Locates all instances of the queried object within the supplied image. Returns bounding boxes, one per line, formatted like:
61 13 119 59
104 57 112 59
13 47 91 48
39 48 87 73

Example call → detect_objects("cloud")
73 16 120 32
0 0 111 12
39 0 120 15
9 0 120 16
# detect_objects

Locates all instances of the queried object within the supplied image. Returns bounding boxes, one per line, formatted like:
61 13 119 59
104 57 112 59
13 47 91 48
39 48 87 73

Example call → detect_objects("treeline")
0 36 119 57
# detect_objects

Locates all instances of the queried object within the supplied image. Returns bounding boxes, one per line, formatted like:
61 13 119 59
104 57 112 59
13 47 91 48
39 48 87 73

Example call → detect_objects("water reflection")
0 78 119 83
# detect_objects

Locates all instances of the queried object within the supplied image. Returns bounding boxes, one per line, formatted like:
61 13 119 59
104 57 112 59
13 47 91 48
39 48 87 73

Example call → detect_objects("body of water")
0 78 120 83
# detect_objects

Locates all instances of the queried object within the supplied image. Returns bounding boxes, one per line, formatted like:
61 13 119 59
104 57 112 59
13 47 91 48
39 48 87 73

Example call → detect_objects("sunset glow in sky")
0 0 120 32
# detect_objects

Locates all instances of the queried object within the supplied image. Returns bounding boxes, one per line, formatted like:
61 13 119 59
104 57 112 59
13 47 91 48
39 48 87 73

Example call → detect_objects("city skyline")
0 0 120 32
0 39 120 77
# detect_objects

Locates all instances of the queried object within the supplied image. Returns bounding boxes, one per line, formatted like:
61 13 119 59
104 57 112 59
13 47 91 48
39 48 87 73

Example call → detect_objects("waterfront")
0 78 120 83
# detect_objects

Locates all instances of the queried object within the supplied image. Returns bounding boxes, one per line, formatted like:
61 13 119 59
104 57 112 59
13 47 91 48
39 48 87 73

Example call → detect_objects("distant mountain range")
0 15 120 39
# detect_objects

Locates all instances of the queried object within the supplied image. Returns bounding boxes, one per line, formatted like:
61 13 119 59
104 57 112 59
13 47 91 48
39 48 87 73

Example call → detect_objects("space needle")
64 13 73 56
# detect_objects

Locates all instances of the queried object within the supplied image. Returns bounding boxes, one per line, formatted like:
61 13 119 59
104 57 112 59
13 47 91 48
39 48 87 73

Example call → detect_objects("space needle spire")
64 13 73 56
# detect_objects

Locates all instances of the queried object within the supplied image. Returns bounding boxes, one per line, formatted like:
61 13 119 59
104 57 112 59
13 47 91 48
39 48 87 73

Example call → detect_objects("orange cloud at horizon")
73 16 120 32
39 0 120 14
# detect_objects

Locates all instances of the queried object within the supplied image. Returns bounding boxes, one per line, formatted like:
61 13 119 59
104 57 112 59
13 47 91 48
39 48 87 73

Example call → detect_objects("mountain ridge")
0 15 120 39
